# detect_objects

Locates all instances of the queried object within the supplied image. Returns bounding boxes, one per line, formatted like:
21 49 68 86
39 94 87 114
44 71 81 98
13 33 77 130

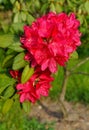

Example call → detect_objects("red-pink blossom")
16 68 53 103
9 70 21 82
10 70 19 79
20 12 81 73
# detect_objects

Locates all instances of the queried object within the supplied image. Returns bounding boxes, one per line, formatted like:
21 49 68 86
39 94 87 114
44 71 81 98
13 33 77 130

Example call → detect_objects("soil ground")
29 98 89 130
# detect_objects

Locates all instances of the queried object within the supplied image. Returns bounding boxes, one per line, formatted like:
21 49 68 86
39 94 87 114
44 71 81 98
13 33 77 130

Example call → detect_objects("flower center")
43 38 52 44
33 78 39 87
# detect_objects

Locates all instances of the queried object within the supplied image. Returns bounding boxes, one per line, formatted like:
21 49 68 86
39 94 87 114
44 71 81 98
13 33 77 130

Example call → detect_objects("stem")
58 66 70 117
69 71 89 76
58 57 89 118
71 57 89 71
60 67 70 101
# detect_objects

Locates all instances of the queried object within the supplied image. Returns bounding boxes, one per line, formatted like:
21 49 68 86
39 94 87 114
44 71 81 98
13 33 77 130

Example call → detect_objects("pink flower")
16 81 37 103
20 12 81 73
24 52 37 67
10 70 21 82
10 70 19 79
16 67 53 103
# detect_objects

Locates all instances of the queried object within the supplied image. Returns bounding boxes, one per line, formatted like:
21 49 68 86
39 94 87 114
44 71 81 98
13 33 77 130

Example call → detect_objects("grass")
0 117 54 130
0 100 54 130
23 118 54 130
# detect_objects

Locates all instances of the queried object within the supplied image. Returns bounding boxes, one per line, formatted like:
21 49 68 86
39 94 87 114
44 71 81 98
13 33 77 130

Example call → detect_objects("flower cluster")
16 68 53 103
10 67 53 103
21 12 81 73
10 12 81 103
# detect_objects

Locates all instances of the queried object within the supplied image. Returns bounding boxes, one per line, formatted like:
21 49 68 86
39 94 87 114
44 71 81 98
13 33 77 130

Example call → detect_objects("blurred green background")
0 0 89 129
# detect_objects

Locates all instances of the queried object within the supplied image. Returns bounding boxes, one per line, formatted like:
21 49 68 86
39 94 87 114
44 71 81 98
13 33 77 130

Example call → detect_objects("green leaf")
50 3 56 12
13 12 19 23
6 48 17 55
0 86 8 95
21 65 34 83
8 42 24 52
2 55 14 68
1 23 9 33
2 99 14 114
14 12 22 23
4 86 15 99
67 0 74 8
21 11 27 21
70 51 78 59
0 74 15 94
10 0 15 4
27 14 35 25
35 0 41 10
13 1 20 13
40 3 48 14
0 48 5 66
12 52 27 70
0 34 15 48
85 1 89 14
15 1 20 10
13 93 19 100
10 23 24 33
55 3 63 13
72 0 82 4
22 101 31 113
77 15 84 25
0 48 5 58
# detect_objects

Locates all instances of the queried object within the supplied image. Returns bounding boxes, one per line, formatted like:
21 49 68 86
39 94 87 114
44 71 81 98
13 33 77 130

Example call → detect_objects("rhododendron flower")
10 70 21 82
10 70 19 79
24 52 37 67
20 12 81 73
16 68 53 103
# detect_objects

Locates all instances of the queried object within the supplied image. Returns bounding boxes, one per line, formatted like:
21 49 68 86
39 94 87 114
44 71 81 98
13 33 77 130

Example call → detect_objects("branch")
60 67 70 101
58 57 89 117
69 71 89 76
58 66 70 117
71 57 89 71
